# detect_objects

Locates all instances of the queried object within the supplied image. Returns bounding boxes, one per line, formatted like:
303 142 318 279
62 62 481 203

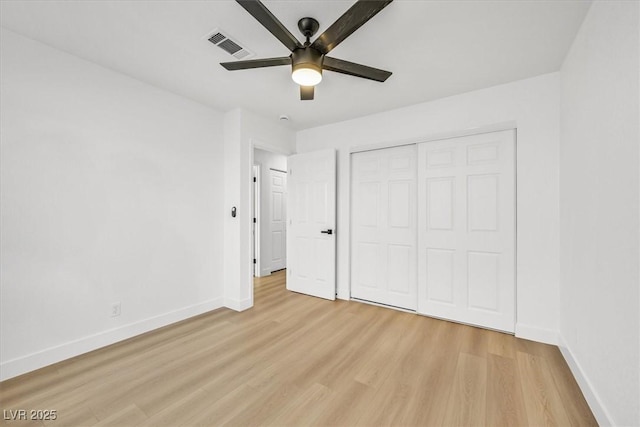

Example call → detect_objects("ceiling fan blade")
221 56 291 71
300 85 314 100
310 0 393 54
236 0 302 52
323 56 392 82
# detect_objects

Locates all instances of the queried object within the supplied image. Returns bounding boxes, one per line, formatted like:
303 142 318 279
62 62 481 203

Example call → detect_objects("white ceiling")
0 0 591 130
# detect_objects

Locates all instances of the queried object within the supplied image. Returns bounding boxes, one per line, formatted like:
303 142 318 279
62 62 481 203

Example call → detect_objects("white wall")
559 2 640 425
0 29 225 380
223 109 245 310
223 108 295 311
253 148 288 277
297 72 561 344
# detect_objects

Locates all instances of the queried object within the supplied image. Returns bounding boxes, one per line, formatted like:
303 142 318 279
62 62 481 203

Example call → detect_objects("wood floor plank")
487 327 518 359
397 321 462 426
458 324 490 358
486 353 528 426
262 382 332 426
175 384 254 426
0 270 597 426
442 352 487 426
312 307 400 390
536 346 599 427
223 380 303 426
138 389 217 427
351 310 413 389
93 404 147 427
517 351 574 426
355 376 413 427
310 379 376 427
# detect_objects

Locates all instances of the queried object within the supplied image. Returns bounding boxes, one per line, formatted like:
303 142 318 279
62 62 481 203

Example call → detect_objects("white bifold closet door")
417 130 515 332
351 145 417 310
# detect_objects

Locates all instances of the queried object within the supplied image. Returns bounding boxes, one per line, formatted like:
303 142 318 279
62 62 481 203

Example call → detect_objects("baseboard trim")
515 323 558 345
224 297 253 312
259 268 272 277
557 334 614 426
0 297 224 382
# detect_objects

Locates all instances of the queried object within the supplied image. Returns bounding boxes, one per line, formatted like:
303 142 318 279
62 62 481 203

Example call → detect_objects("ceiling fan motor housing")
292 47 324 78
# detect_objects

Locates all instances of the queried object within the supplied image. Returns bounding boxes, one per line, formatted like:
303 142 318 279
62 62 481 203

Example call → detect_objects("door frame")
252 164 261 277
249 141 294 286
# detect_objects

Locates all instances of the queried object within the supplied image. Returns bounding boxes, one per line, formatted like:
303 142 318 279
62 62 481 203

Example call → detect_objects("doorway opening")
252 147 288 278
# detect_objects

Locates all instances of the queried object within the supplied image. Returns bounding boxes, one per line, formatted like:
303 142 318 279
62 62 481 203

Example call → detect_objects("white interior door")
270 169 287 272
417 129 516 332
286 149 336 300
351 145 417 310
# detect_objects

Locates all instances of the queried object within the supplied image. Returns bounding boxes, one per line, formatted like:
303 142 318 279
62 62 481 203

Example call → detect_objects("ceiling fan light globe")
292 67 322 86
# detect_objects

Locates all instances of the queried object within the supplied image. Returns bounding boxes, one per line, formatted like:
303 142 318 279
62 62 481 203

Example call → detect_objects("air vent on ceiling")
206 29 254 60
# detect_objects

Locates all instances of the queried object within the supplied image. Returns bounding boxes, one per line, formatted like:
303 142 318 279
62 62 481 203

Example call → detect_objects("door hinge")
253 177 256 182
253 218 257 223
253 258 256 264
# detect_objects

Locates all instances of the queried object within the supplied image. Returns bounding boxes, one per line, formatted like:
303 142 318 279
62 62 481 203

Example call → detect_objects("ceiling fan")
221 0 393 100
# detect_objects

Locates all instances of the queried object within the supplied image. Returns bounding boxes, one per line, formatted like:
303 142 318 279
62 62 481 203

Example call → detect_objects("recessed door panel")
467 251 500 312
296 237 312 278
356 242 380 289
426 248 455 304
296 183 309 224
427 178 455 231
468 174 499 232
388 244 411 294
427 149 455 168
467 142 499 165
273 193 283 221
389 180 411 228
272 231 283 260
357 182 379 227
313 182 328 224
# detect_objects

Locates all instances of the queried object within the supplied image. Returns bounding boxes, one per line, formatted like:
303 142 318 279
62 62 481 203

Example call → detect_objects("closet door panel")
351 145 417 310
417 130 515 332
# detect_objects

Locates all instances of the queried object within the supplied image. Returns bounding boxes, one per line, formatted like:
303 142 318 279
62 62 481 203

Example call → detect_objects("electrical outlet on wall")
111 302 121 317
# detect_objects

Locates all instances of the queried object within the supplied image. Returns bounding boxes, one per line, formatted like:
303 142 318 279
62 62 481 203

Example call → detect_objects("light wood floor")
1 270 596 426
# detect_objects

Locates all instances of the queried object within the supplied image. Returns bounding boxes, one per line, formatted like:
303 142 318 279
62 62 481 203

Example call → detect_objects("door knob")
320 229 333 235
